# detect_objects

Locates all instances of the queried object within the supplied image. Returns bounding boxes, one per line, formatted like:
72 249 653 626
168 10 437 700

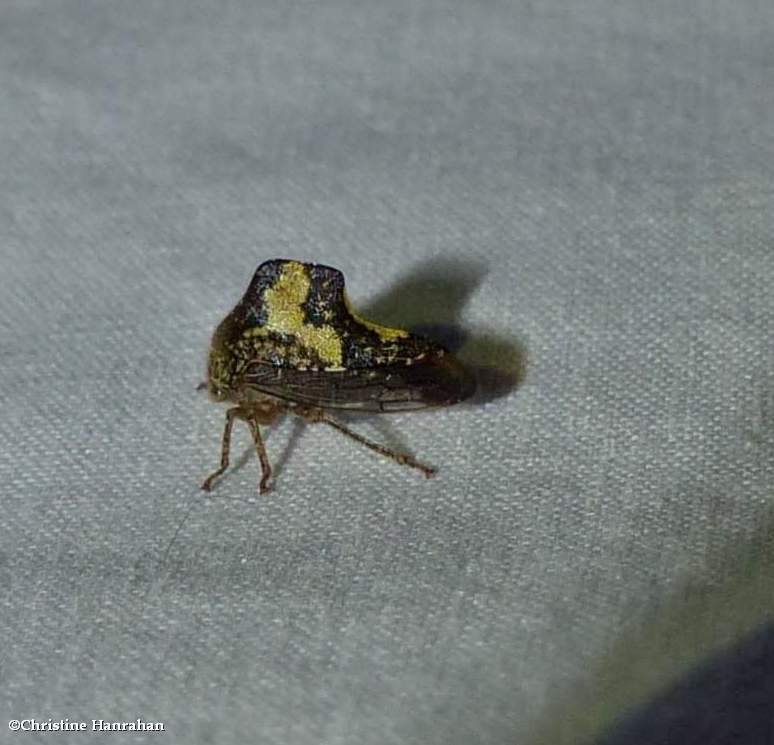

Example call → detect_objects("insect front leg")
246 418 272 494
201 406 243 491
308 410 436 479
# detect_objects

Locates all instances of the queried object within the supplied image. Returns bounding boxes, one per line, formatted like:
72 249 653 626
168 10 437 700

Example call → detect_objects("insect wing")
239 356 474 413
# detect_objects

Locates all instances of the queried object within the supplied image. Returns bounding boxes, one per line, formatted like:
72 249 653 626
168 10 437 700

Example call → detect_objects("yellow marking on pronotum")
343 293 409 341
245 260 344 368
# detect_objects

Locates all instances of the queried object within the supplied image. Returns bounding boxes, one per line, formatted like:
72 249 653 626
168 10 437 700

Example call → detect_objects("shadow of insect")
360 256 526 405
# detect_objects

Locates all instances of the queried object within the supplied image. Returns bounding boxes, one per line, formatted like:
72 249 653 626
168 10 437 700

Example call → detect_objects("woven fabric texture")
2 2 773 744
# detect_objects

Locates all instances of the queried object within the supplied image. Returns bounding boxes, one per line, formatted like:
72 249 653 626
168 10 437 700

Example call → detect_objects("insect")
202 259 475 493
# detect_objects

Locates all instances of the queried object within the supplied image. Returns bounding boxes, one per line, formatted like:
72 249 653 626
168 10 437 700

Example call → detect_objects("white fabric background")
1 1 773 743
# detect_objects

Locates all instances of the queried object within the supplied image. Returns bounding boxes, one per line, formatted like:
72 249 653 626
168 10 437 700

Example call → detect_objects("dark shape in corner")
594 622 774 745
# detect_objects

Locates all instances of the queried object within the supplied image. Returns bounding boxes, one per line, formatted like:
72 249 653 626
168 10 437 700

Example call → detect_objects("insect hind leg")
312 411 436 478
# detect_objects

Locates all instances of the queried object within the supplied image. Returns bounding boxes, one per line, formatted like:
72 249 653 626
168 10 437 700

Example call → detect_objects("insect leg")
317 414 436 478
201 406 242 491
247 418 272 494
